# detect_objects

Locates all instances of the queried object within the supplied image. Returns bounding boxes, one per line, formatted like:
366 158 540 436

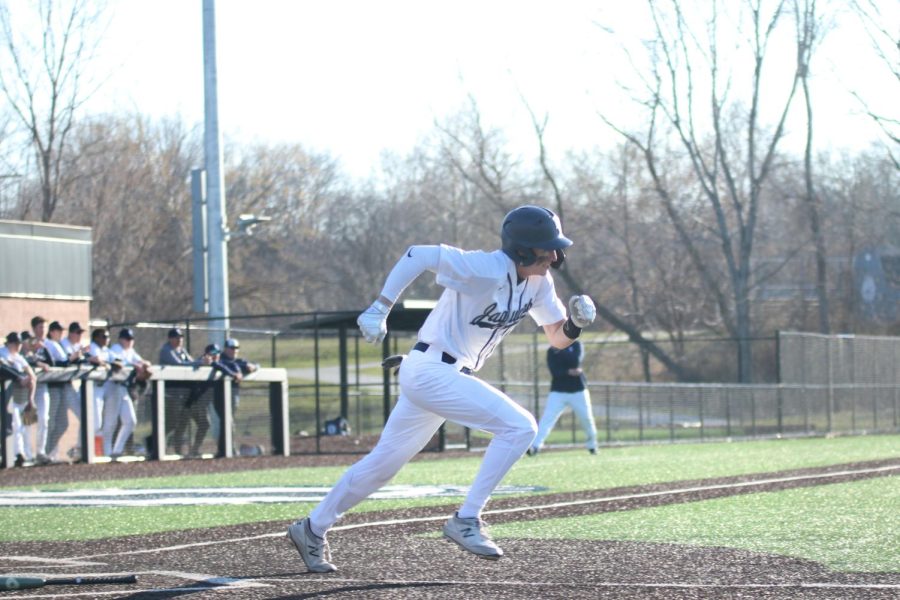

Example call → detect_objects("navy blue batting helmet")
500 205 572 267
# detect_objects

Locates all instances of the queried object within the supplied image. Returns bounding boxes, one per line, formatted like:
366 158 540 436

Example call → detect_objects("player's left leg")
570 389 598 453
530 391 568 454
101 385 124 456
11 402 31 462
111 394 136 456
33 384 51 462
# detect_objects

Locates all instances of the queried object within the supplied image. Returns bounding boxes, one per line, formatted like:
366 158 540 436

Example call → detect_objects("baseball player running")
287 205 596 572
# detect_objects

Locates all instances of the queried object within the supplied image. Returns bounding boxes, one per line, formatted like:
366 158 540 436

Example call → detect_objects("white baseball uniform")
1 350 35 461
308 244 567 536
60 337 85 421
88 341 110 433
102 343 143 456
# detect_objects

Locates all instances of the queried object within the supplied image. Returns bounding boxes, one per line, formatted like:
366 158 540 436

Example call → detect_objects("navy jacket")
547 340 586 393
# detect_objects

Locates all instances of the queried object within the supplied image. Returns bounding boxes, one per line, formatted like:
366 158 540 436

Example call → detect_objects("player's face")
517 248 556 277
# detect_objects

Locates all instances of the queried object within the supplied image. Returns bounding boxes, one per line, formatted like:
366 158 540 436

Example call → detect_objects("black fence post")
725 388 732 437
605 384 611 443
339 324 349 419
80 378 97 464
668 389 675 443
314 316 321 454
1 381 9 468
638 388 644 442
382 334 391 425
698 387 705 441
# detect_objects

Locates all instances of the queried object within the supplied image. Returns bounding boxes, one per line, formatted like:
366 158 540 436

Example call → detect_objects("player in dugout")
286 205 596 572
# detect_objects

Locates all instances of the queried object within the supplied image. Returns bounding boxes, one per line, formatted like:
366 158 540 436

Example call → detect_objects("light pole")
202 0 228 347
193 1 270 343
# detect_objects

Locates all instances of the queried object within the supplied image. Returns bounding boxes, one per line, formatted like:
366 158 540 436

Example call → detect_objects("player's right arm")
357 245 442 343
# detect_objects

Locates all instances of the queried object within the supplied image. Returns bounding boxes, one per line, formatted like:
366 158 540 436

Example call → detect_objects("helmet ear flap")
551 248 565 269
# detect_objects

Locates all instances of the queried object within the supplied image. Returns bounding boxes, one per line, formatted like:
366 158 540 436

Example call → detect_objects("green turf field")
492 476 900 572
1 433 897 573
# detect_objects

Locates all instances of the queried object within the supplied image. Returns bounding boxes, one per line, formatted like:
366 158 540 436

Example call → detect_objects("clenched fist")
568 295 596 328
357 299 390 344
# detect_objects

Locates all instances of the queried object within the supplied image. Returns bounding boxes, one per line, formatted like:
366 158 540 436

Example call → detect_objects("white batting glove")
568 295 596 328
357 299 390 344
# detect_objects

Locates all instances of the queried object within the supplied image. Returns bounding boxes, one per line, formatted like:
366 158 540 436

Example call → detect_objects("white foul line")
253 576 900 590
63 463 899 561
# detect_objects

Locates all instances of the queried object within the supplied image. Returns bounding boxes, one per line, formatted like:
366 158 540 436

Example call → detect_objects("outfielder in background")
287 205 597 572
527 339 598 456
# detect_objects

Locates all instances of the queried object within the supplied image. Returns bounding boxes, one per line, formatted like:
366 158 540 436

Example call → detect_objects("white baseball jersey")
61 337 84 359
0 348 28 371
109 343 144 366
43 339 68 363
418 245 566 372
89 342 110 363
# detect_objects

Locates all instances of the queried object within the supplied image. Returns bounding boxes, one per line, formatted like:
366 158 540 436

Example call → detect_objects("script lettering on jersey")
470 300 534 331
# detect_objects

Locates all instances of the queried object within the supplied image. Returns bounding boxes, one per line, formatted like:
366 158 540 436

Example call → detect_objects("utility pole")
202 0 228 347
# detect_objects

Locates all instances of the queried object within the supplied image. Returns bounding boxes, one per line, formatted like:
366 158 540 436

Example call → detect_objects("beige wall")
0 298 90 338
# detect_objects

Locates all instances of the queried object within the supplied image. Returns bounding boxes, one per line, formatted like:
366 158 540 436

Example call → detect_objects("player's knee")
508 413 537 450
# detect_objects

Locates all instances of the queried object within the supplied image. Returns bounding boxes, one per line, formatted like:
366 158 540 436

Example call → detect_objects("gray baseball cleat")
442 513 503 560
286 518 337 573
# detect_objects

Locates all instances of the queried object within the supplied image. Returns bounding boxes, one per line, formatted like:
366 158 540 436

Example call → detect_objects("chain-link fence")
59 315 894 462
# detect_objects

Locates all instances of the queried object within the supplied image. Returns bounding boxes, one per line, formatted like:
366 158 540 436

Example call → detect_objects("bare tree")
602 0 806 382
55 113 201 321
849 0 900 169
0 0 104 222
521 97 698 381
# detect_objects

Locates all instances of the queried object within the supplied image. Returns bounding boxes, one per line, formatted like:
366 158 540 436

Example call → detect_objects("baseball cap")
119 328 135 340
224 338 240 349
5 331 21 345
205 343 221 355
49 321 64 332
167 327 184 338
68 321 85 334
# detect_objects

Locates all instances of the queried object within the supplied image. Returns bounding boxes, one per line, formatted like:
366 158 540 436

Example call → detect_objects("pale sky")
72 1 898 180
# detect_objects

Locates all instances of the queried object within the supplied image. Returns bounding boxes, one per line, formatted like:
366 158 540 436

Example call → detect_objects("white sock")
307 519 326 539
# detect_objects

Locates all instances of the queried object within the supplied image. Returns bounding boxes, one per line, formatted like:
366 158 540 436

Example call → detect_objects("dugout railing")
1 364 289 468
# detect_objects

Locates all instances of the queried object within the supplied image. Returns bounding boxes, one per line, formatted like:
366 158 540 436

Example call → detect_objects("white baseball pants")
33 383 51 457
308 346 537 535
101 383 136 456
532 389 597 451
9 384 35 460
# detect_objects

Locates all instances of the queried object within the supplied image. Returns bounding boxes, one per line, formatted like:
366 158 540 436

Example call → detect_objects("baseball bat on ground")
0 574 137 590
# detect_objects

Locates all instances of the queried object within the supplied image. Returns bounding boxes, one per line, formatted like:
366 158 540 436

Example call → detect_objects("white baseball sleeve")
357 245 442 344
379 245 441 303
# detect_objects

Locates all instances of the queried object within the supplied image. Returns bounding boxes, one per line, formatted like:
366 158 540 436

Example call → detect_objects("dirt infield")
1 455 898 599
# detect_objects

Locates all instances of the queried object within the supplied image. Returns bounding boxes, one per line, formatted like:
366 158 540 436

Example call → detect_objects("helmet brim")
531 234 573 250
